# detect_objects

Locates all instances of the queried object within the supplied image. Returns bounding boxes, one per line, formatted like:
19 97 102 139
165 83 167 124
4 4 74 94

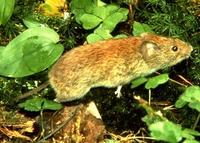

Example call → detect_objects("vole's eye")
172 46 178 52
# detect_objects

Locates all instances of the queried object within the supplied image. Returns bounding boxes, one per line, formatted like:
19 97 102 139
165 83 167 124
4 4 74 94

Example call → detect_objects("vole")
48 33 193 102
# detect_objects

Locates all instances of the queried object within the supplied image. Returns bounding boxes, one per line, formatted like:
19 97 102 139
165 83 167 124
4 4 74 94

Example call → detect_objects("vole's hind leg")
115 85 123 98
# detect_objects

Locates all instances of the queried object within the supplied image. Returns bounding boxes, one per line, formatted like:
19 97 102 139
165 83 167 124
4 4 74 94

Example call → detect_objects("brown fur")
49 33 193 102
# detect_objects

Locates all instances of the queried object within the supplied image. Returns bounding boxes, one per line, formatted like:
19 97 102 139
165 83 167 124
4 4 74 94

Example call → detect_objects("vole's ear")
140 41 159 60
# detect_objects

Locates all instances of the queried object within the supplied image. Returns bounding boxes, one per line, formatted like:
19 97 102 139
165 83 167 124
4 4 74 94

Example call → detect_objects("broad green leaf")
95 0 106 6
0 46 5 50
142 114 164 127
149 121 182 143
0 47 4 60
80 14 102 29
175 86 200 111
0 0 15 25
132 21 154 36
87 34 104 44
92 6 108 19
71 0 128 32
174 98 188 108
70 0 96 23
100 5 128 31
0 37 63 77
7 27 59 48
182 129 200 140
114 34 127 39
18 97 63 111
23 17 45 28
0 27 64 77
180 86 200 102
87 29 113 43
131 77 148 88
22 41 62 72
94 28 113 39
88 5 128 31
188 101 200 112
145 74 169 89
183 140 199 143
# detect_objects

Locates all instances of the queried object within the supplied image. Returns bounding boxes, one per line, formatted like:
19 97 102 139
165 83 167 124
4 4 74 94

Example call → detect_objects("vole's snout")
183 44 193 58
187 45 193 58
189 45 193 53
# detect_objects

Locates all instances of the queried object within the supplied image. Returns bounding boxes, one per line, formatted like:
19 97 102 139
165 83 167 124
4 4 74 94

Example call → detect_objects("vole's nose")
188 45 193 53
186 45 193 58
183 44 193 58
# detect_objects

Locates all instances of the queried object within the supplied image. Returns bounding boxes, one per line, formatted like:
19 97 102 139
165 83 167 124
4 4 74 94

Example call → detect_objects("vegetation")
0 0 200 142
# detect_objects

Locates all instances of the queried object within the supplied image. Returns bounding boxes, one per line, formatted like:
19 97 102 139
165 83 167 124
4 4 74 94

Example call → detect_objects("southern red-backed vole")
49 33 193 102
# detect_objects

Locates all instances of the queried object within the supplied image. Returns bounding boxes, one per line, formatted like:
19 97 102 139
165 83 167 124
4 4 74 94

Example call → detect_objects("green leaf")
174 98 188 108
23 17 45 28
149 121 182 143
70 0 96 23
183 140 200 143
0 46 5 50
0 27 64 77
175 86 200 111
100 5 128 31
92 6 108 20
7 27 59 48
18 97 63 111
87 34 104 43
180 86 200 102
0 0 15 25
142 114 164 127
145 74 169 89
182 129 200 140
95 0 106 6
188 101 200 112
132 21 154 36
87 28 113 43
71 0 128 32
114 34 128 39
131 77 148 88
80 14 102 29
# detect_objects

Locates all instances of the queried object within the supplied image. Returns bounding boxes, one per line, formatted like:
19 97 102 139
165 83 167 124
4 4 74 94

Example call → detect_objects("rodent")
48 33 193 102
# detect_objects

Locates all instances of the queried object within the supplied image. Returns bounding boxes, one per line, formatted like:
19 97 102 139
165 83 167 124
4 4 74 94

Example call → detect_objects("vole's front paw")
54 98 61 103
115 85 123 98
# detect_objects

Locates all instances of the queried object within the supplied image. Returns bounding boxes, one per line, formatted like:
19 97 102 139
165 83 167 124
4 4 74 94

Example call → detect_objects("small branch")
36 107 79 143
148 89 151 106
155 72 189 87
177 74 193 86
193 113 200 130
15 81 50 102
168 78 187 87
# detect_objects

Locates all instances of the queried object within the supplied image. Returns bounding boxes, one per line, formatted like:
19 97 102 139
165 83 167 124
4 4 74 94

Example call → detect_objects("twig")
177 74 193 86
15 81 50 102
148 89 151 106
108 129 154 143
193 113 200 130
36 106 79 143
168 78 187 87
155 71 188 87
